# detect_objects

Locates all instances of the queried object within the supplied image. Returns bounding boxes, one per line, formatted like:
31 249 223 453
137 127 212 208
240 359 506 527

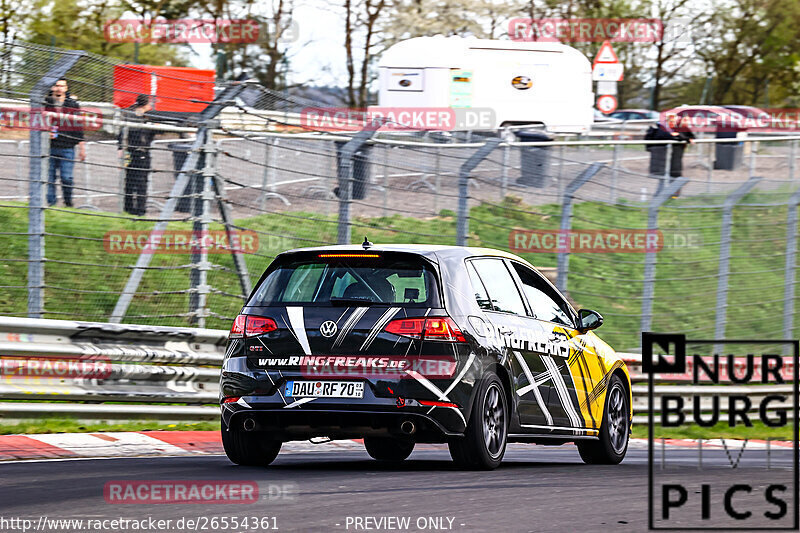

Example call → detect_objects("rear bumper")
220 356 474 440
222 405 463 442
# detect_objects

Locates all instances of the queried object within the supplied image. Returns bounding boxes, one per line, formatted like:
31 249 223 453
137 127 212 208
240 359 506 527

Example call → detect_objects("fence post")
433 145 442 216
382 145 390 217
211 144 252 300
782 187 800 351
557 144 565 200
258 136 271 211
16 141 26 199
658 143 672 196
500 143 509 201
456 138 501 246
748 141 756 179
706 140 714 193
337 128 377 245
555 162 605 293
257 137 289 208
610 143 619 203
118 125 128 213
189 129 215 327
27 50 84 319
640 177 689 334
110 82 248 323
81 142 92 208
713 176 762 354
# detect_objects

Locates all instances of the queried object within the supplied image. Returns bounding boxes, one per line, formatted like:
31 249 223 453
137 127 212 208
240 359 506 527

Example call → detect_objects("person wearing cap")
118 94 157 216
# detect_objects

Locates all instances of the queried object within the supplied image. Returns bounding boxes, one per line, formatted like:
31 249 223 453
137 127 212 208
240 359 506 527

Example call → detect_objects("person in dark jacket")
645 114 694 196
118 94 157 216
45 78 86 207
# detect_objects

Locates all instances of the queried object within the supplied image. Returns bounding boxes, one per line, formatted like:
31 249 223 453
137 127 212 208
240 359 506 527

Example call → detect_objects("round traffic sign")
597 94 618 114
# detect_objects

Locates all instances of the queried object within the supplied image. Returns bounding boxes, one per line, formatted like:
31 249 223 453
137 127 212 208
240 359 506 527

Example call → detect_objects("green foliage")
634 420 794 441
1 192 796 353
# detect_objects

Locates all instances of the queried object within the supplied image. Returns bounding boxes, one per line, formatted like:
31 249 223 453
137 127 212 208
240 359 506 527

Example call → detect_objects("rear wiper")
329 297 376 306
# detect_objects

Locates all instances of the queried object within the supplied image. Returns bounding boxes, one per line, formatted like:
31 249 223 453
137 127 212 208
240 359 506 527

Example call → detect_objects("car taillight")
229 315 246 338
246 316 277 336
229 314 277 338
384 317 466 343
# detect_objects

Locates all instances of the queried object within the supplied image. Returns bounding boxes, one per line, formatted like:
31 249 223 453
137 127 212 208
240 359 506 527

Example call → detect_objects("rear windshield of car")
248 254 440 307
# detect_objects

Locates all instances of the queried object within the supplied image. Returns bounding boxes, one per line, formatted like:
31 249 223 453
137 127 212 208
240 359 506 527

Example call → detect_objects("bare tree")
344 0 390 107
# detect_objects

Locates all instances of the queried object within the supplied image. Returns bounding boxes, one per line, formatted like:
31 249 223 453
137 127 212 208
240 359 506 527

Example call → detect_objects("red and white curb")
0 431 366 461
0 433 792 462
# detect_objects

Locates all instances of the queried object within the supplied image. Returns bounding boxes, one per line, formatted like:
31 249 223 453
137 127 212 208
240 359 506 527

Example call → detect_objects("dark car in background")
609 109 658 121
220 244 632 469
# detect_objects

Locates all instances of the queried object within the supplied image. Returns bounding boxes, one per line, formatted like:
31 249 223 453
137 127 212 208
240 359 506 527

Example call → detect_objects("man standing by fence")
118 94 157 216
45 78 86 207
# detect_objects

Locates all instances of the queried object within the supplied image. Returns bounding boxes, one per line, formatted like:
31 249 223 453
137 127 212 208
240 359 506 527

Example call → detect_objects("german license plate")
285 380 364 398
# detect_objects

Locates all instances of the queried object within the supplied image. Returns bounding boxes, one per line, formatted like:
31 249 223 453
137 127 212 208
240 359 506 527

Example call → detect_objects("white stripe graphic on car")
360 307 400 351
283 397 316 409
287 307 312 355
235 397 251 408
257 337 273 354
333 307 369 348
225 339 240 357
404 369 466 425
542 355 582 431
425 352 475 416
513 351 553 426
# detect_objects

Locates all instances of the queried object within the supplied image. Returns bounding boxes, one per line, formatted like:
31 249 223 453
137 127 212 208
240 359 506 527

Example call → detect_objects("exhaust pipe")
242 418 256 432
400 420 416 435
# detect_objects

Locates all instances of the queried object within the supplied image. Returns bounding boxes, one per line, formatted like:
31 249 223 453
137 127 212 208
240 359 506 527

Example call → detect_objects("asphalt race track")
1 443 796 533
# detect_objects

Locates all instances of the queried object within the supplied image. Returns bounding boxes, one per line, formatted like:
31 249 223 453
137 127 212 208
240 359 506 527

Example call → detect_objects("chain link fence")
1 41 800 352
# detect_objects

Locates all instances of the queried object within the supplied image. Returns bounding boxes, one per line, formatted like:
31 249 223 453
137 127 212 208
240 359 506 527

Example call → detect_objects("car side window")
511 262 573 327
470 258 527 315
466 262 493 311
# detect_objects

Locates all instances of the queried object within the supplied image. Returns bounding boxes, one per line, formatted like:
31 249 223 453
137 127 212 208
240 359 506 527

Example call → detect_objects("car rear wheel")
448 372 507 470
363 437 415 462
577 374 629 465
221 418 282 467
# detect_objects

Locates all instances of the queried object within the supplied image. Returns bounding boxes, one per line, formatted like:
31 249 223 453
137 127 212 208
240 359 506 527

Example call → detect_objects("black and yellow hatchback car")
220 244 632 469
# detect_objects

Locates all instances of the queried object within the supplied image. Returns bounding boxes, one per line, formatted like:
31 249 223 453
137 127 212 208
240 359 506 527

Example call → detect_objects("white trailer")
377 36 593 133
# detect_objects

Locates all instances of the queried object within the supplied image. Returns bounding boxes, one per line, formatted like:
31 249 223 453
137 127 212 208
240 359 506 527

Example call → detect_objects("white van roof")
378 36 580 69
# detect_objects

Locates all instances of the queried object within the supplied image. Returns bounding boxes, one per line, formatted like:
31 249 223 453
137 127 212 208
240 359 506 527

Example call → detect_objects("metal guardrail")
0 316 225 420
622 354 794 424
0 317 791 426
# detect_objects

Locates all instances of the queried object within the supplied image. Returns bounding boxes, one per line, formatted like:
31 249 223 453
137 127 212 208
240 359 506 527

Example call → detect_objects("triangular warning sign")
594 41 619 64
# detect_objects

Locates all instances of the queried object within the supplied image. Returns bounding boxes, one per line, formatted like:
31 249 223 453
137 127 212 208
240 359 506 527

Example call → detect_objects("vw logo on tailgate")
319 320 338 337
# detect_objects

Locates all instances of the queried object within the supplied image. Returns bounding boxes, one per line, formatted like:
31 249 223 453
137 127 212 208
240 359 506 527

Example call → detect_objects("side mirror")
578 309 603 331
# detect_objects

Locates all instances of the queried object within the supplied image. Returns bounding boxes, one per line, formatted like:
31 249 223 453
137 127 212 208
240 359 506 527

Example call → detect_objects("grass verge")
632 420 794 441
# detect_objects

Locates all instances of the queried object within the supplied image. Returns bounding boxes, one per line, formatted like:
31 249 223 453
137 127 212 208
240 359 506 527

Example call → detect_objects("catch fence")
1 41 799 351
